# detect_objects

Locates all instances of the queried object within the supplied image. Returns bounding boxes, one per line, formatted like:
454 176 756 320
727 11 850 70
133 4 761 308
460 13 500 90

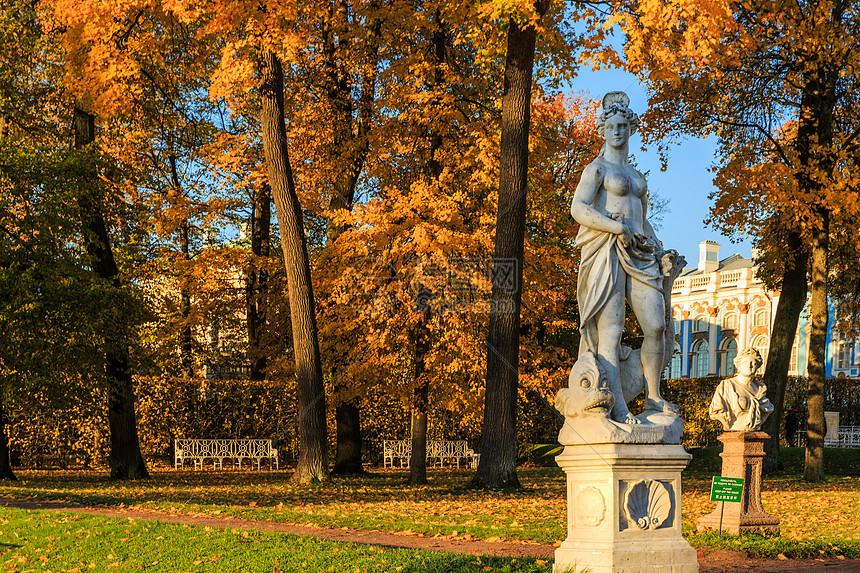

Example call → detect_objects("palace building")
666 241 858 379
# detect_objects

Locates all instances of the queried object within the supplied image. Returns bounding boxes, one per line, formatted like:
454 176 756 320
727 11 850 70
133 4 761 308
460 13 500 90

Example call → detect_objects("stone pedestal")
554 444 699 573
697 432 779 535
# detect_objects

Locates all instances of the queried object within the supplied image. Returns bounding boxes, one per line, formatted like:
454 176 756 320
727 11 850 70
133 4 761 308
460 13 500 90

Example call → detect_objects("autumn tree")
308 0 513 481
0 0 91 479
616 0 860 480
72 104 150 479
0 0 161 480
0 143 136 479
27 0 609 483
405 5 448 486
315 0 504 482
322 79 598 492
256 48 328 483
469 0 553 488
307 0 604 487
48 0 336 481
45 1 269 476
122 66 245 380
25 0 156 479
459 0 616 488
315 0 381 475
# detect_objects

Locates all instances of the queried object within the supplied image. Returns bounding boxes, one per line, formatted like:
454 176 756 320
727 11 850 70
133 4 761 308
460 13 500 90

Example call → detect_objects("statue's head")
597 91 640 136
556 351 616 418
733 347 763 376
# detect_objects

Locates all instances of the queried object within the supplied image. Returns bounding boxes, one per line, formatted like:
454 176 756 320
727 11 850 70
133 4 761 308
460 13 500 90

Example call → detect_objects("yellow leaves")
615 0 743 78
209 39 259 103
475 0 544 28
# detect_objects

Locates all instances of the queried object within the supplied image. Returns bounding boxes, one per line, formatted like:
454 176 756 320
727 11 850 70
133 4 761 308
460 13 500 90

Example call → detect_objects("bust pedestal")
696 431 780 535
554 443 699 573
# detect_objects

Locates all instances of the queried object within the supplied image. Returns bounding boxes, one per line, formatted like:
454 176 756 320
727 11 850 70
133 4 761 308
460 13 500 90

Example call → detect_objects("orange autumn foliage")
38 0 618 444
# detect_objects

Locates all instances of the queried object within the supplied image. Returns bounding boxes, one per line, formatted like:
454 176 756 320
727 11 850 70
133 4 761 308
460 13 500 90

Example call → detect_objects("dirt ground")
2 498 857 572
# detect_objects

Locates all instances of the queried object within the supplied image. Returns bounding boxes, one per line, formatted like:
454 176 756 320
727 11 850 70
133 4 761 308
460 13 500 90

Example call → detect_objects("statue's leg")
629 282 679 416
595 282 639 424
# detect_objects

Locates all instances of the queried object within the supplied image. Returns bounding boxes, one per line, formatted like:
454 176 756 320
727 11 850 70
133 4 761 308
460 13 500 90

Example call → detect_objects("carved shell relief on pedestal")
574 486 606 528
623 480 672 531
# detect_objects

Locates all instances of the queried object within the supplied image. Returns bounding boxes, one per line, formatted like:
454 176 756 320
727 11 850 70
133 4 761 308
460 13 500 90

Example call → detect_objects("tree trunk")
247 183 271 381
258 50 329 484
472 8 545 489
168 150 194 378
804 211 828 482
409 387 429 483
322 16 363 472
408 15 444 485
409 308 432 484
762 231 808 473
0 405 16 480
178 218 193 376
333 401 363 473
74 102 149 480
799 40 836 482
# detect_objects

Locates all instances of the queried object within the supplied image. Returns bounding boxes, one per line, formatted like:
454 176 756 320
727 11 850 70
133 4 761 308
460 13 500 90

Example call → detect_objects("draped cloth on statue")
576 225 663 358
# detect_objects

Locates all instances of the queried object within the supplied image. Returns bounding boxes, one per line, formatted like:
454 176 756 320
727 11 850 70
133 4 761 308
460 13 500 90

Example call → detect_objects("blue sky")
563 67 755 268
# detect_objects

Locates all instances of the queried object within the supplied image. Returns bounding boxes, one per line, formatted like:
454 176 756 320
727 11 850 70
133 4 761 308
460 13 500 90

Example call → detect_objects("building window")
693 314 708 333
753 335 769 368
722 312 738 331
789 343 798 374
721 338 738 376
837 341 850 370
754 309 769 327
692 340 709 378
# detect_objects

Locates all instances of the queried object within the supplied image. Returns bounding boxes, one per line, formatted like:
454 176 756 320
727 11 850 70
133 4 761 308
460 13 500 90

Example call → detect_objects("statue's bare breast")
598 161 647 235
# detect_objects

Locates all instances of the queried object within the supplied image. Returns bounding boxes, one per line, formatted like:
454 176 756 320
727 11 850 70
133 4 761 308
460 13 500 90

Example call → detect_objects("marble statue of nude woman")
569 92 681 425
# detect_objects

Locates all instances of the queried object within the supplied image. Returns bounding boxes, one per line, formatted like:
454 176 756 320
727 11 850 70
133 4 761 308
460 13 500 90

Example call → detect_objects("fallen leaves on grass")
2 461 859 554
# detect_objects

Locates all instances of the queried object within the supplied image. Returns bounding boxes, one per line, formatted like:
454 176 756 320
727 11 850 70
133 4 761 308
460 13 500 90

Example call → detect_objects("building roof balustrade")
719 270 742 286
691 276 711 290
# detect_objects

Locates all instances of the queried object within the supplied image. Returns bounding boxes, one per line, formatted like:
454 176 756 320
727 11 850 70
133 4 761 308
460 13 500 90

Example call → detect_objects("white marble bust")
708 348 774 432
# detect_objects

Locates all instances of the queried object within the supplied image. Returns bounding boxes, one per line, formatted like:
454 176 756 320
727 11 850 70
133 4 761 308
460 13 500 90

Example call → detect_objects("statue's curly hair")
733 347 764 369
597 102 640 135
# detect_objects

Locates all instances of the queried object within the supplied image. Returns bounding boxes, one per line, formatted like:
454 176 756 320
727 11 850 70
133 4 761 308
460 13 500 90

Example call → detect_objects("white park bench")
382 440 478 469
174 439 278 470
837 426 860 447
797 426 860 448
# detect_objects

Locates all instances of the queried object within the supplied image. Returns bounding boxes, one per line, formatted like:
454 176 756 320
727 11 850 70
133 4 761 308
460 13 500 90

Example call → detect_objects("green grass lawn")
682 446 860 555
0 506 554 572
0 447 858 559
0 468 567 545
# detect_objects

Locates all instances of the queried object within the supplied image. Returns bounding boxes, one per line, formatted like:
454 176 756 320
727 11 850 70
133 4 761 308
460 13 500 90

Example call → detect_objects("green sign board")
710 476 744 502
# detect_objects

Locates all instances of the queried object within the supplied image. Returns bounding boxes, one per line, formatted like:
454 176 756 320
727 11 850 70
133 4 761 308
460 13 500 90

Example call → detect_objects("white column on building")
771 294 780 330
708 307 719 375
682 310 690 377
738 303 750 351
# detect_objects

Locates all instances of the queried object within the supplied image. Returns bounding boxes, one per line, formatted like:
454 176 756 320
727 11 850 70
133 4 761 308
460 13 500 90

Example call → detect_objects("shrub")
4 373 859 468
